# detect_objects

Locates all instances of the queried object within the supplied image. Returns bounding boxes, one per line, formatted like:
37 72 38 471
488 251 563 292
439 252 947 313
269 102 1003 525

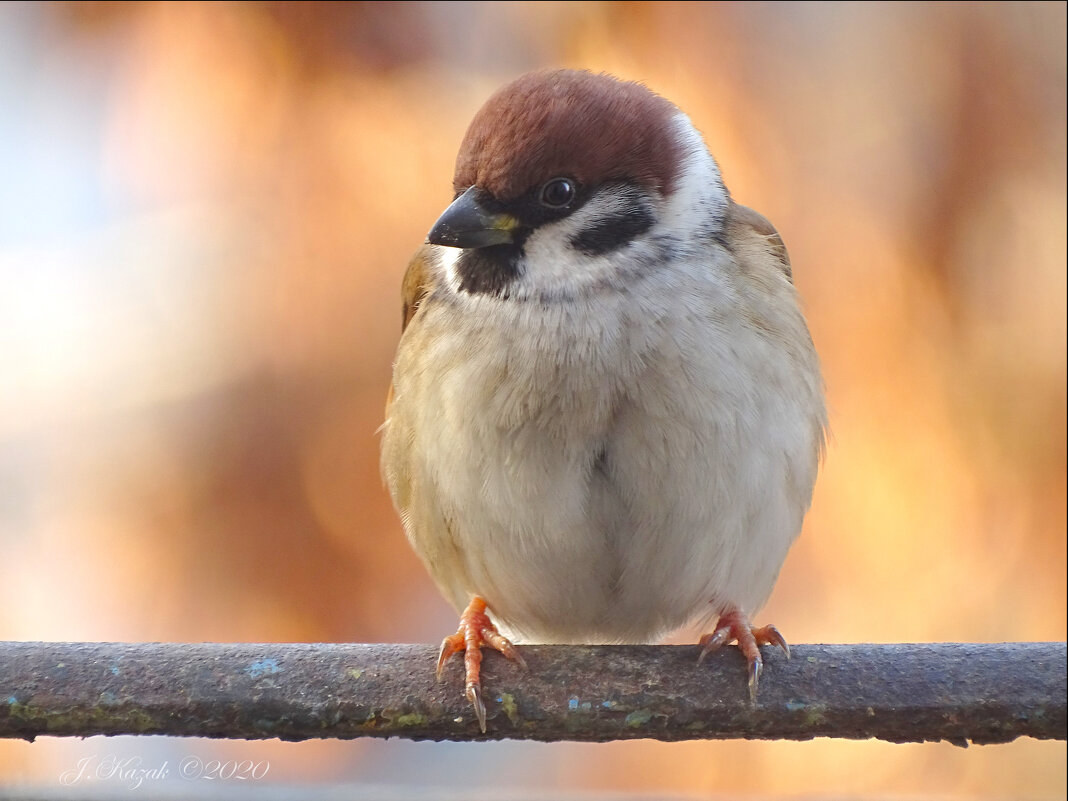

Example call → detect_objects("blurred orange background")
0 1 1064 797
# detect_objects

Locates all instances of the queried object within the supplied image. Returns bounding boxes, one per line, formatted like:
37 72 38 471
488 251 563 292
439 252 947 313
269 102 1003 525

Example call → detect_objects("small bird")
380 70 826 731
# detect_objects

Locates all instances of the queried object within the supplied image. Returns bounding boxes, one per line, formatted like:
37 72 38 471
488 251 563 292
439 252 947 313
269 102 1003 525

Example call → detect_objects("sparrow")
380 69 826 731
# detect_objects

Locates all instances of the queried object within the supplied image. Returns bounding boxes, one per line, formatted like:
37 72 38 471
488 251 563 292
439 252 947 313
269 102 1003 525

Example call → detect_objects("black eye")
539 177 576 209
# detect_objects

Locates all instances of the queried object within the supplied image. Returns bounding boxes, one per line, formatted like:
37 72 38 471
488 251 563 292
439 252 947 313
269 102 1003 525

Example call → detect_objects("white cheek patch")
661 113 728 232
520 202 631 294
436 244 463 293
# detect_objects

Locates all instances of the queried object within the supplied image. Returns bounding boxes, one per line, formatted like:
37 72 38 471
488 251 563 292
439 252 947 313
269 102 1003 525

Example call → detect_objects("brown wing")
400 244 436 332
725 201 792 281
386 245 437 412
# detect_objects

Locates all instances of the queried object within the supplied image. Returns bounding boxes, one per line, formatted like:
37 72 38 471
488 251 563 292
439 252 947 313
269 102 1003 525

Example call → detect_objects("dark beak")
427 186 518 249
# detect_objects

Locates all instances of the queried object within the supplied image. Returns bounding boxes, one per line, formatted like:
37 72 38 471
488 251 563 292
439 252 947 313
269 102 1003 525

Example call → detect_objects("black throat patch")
455 244 523 296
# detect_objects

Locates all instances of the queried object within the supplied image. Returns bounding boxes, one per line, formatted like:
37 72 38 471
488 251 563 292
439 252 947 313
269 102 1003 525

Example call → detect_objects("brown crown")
453 70 683 202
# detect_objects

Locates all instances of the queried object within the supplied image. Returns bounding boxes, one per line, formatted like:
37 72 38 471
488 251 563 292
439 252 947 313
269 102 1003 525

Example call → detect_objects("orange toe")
437 596 526 732
698 607 790 701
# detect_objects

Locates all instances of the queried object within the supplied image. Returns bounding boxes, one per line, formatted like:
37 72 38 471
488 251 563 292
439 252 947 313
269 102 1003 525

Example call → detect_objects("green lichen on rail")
0 642 1064 745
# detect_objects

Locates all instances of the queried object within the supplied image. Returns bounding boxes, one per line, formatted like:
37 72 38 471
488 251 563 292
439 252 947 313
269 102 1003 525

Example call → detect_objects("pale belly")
390 372 808 645
383 281 821 645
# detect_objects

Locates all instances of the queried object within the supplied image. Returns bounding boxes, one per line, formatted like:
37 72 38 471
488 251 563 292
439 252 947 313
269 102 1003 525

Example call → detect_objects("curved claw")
466 683 487 733
436 632 464 681
748 652 763 701
482 627 528 671
696 626 732 664
755 624 790 660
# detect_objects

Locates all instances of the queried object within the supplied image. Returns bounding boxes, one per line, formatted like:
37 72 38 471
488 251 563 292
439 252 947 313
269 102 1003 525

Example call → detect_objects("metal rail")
2 641 1064 745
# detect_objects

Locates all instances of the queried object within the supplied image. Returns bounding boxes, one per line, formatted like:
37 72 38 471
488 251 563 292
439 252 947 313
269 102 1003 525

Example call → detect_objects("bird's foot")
437 595 526 732
697 606 790 701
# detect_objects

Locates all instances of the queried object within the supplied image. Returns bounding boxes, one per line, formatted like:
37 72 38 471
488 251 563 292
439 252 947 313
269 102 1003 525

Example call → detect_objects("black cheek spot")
569 204 655 256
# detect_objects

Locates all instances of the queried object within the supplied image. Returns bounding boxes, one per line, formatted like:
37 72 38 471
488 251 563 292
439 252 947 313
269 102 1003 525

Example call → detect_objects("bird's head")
427 70 729 300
